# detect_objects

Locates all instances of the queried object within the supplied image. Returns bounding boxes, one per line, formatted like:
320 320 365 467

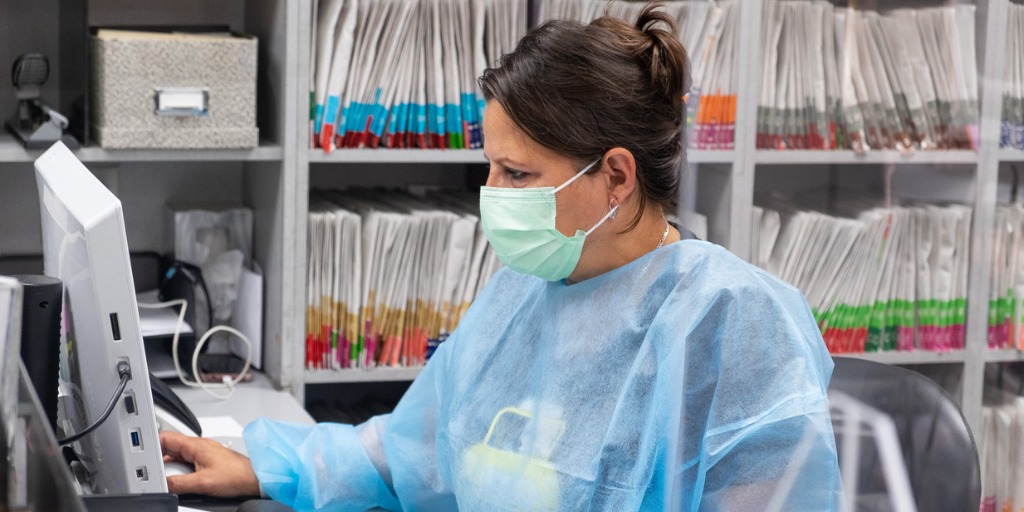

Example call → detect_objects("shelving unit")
304 367 423 384
0 0 303 401
693 0 1010 438
286 0 1022 437
1 0 1021 436
754 150 980 166
0 136 285 163
838 350 968 366
985 349 1024 363
687 150 737 165
308 148 487 164
1001 149 1024 163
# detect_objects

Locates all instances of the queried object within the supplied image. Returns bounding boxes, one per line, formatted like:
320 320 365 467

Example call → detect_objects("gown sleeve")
242 336 459 512
674 276 841 511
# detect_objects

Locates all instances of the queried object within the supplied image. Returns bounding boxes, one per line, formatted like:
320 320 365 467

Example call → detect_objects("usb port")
129 428 142 451
109 313 121 341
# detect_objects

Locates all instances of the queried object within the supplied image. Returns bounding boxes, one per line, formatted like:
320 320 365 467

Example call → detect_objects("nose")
484 166 503 188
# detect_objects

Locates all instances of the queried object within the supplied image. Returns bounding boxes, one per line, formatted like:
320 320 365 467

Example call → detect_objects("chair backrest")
829 357 980 512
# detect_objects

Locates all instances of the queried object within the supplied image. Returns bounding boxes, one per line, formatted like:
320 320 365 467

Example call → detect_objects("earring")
609 201 618 219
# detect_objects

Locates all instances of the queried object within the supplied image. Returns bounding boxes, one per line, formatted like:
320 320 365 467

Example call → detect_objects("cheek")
554 183 606 235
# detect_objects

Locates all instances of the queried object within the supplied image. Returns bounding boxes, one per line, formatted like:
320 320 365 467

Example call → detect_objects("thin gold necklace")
656 223 670 249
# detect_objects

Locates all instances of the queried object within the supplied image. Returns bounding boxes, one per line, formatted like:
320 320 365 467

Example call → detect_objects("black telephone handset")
149 372 202 437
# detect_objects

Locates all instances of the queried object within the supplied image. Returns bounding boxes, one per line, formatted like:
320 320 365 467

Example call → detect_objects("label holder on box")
154 88 209 117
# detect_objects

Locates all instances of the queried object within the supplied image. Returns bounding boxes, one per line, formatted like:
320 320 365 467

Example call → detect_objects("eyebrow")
483 153 530 170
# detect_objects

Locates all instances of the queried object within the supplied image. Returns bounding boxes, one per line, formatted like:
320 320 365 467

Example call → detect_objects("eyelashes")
506 168 528 181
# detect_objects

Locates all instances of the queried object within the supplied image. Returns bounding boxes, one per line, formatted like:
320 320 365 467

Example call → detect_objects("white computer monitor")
36 142 167 495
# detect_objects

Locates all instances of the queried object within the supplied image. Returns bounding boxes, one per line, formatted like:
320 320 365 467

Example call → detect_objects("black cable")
58 363 131 446
1012 165 1021 204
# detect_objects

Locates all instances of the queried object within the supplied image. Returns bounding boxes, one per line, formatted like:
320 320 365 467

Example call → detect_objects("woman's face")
482 100 611 238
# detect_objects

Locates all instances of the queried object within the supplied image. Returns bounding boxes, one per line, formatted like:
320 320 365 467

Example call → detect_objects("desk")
173 372 313 427
170 371 314 456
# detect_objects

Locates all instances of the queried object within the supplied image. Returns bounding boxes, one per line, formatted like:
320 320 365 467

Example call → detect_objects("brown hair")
478 3 690 230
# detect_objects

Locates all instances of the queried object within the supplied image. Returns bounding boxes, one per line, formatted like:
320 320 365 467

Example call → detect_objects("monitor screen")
36 142 167 495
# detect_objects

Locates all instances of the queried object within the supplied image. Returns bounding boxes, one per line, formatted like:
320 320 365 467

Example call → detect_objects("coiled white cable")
137 299 252 400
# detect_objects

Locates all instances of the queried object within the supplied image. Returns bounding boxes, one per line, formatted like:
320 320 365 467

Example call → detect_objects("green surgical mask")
479 159 619 281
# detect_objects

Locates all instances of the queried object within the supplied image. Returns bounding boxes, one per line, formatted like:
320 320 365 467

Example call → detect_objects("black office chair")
234 500 385 512
236 500 295 512
829 356 981 512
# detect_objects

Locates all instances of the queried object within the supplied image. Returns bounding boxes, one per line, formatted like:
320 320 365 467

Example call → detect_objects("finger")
166 473 201 496
166 473 211 496
187 438 224 468
168 471 232 498
160 431 201 463
159 431 186 460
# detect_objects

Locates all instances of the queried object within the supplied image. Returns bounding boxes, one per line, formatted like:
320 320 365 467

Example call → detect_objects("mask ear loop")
585 204 620 236
552 158 602 194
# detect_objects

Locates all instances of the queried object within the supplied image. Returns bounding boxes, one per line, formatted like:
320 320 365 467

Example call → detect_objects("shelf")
309 148 487 164
985 349 1024 362
688 150 735 164
755 150 977 166
833 350 966 365
303 366 422 383
309 148 737 166
0 136 283 163
1000 148 1024 163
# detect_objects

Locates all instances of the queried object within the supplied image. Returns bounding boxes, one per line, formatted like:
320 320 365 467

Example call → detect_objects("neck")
568 206 679 283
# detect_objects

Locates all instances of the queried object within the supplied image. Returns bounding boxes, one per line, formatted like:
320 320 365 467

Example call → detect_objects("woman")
161 5 840 510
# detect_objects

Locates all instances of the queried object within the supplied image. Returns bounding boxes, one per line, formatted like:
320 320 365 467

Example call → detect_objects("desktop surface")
169 370 312 428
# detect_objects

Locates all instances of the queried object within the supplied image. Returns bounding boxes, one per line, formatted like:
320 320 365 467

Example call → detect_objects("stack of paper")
306 188 500 370
981 391 1024 512
987 204 1024 350
759 1 978 151
538 0 736 150
1002 2 1024 150
310 0 527 152
754 204 971 353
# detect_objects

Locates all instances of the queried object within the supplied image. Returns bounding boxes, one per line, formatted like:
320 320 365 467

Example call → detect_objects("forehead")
482 101 567 169
482 102 527 153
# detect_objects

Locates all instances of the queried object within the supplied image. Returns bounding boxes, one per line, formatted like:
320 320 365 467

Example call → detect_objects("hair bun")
634 4 690 105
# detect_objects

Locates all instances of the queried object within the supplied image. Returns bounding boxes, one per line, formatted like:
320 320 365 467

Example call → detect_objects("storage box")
90 29 258 149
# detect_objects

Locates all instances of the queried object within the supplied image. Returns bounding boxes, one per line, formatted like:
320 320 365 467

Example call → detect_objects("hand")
159 431 261 498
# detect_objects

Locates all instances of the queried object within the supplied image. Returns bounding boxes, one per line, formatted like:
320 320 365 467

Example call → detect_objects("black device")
81 493 177 512
148 372 202 437
14 274 63 434
5 54 79 149
158 259 212 375
197 353 251 383
11 273 203 442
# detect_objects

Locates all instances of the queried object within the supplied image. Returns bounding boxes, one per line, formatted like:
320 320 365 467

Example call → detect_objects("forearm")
243 418 401 512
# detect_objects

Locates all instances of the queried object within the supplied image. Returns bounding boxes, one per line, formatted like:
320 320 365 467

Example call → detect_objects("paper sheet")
197 415 245 438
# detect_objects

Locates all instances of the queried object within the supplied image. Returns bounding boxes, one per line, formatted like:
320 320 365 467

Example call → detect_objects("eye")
506 168 529 182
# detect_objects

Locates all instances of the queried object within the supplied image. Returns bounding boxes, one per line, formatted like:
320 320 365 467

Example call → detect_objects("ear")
602 147 637 207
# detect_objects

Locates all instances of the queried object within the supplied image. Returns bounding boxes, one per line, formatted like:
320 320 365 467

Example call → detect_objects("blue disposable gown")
244 240 841 511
